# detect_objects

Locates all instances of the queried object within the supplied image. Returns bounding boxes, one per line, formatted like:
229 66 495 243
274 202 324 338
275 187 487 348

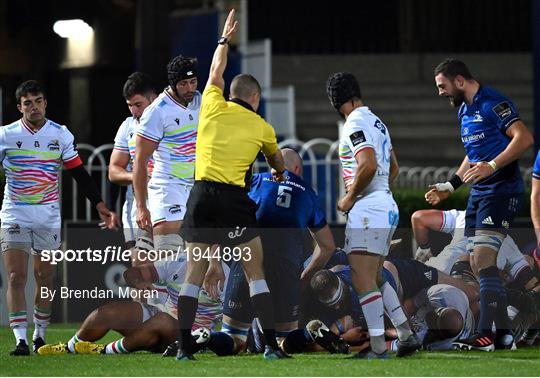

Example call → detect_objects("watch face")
218 37 228 45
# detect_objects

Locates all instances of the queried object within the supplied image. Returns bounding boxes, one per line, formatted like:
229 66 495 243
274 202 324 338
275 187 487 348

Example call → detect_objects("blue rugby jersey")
249 171 327 269
458 86 523 195
533 149 540 180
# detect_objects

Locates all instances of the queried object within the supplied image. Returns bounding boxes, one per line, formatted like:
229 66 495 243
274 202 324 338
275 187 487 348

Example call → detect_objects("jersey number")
276 185 292 208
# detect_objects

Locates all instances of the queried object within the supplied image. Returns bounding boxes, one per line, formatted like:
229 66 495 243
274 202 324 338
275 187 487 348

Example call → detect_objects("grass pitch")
0 326 539 376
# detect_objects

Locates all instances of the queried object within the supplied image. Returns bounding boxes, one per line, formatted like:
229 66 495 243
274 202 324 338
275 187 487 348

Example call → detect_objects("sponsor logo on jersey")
173 274 179 281
53 234 58 241
48 139 60 151
482 216 494 226
7 224 21 235
34 141 40 148
492 102 512 120
16 141 22 148
424 270 432 280
461 132 485 143
228 226 247 239
174 118 180 125
472 112 484 123
189 114 193 121
374 120 386 135
349 131 366 147
168 205 182 214
227 299 242 310
502 220 509 229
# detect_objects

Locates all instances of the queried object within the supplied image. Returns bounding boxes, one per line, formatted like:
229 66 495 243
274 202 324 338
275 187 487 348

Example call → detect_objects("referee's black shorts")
181 180 259 246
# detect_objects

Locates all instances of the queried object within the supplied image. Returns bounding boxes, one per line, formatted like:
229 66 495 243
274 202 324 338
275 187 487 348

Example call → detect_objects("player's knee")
7 271 27 288
411 210 427 228
34 269 54 286
91 304 117 323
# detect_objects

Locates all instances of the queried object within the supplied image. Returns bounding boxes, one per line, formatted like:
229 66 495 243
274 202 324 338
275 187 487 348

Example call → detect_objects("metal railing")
67 141 535 224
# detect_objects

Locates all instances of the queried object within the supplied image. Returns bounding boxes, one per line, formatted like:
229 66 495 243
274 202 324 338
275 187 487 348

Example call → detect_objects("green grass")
0 326 539 376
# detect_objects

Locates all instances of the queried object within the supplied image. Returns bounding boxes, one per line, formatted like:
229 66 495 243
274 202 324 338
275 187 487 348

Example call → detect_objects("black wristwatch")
217 36 229 45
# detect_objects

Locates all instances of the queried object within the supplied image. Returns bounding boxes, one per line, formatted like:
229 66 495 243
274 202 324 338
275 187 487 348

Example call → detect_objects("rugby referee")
176 9 288 360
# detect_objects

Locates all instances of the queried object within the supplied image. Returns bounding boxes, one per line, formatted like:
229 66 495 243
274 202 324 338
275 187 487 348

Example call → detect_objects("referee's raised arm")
207 9 238 90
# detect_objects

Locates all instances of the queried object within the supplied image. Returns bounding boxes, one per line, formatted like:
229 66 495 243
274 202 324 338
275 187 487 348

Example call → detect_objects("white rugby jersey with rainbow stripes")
339 106 393 194
0 118 81 206
154 256 229 330
137 89 200 186
113 116 155 203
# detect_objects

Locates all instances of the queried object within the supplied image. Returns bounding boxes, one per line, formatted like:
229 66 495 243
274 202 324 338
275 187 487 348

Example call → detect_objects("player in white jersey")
408 284 475 351
37 254 229 355
109 72 157 264
133 55 200 255
412 209 532 284
1 80 118 356
326 72 419 359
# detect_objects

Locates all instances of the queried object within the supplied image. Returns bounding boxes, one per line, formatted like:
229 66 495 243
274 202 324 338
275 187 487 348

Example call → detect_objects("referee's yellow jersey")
195 84 279 187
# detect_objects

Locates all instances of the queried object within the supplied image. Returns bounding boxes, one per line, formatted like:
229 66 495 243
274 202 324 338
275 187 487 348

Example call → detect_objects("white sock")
67 335 82 353
359 291 386 354
33 327 46 341
381 282 412 341
13 328 27 345
105 338 129 354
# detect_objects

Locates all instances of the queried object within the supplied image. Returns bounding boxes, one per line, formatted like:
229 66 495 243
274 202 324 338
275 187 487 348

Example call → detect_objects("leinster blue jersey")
249 171 327 268
533 150 540 180
458 86 523 195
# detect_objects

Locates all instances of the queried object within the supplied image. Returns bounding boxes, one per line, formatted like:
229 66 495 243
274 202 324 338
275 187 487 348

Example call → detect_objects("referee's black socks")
249 279 279 350
177 283 201 354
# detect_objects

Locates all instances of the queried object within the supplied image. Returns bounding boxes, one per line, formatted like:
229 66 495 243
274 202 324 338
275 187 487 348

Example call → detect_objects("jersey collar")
20 118 48 135
229 98 254 112
164 87 187 109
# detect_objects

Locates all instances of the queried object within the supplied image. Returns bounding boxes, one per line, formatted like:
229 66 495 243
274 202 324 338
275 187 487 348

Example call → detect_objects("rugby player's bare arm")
124 263 159 291
265 149 286 181
109 149 132 186
301 225 336 281
207 9 238 91
425 156 470 205
495 121 533 169
389 149 399 184
133 136 157 229
337 147 376 212
203 246 226 300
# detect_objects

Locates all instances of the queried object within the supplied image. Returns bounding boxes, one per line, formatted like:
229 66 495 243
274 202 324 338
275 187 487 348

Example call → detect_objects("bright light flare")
53 19 93 39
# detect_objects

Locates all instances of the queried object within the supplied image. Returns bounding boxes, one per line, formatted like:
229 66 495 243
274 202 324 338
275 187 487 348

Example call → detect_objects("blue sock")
478 266 505 336
208 332 235 356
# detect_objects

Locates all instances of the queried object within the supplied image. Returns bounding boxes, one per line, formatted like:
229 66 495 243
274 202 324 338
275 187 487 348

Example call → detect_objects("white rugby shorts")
147 181 192 226
344 191 399 256
1 203 61 253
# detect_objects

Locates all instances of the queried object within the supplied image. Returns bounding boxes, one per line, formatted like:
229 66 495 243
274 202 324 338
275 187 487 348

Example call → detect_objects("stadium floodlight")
53 19 93 39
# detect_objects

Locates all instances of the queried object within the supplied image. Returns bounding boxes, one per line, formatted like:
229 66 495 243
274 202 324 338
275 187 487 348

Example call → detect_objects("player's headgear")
167 55 198 92
326 72 362 113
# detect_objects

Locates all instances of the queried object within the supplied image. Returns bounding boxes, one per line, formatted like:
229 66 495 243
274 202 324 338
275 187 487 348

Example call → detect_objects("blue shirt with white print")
533 150 540 180
249 171 327 269
458 86 523 195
